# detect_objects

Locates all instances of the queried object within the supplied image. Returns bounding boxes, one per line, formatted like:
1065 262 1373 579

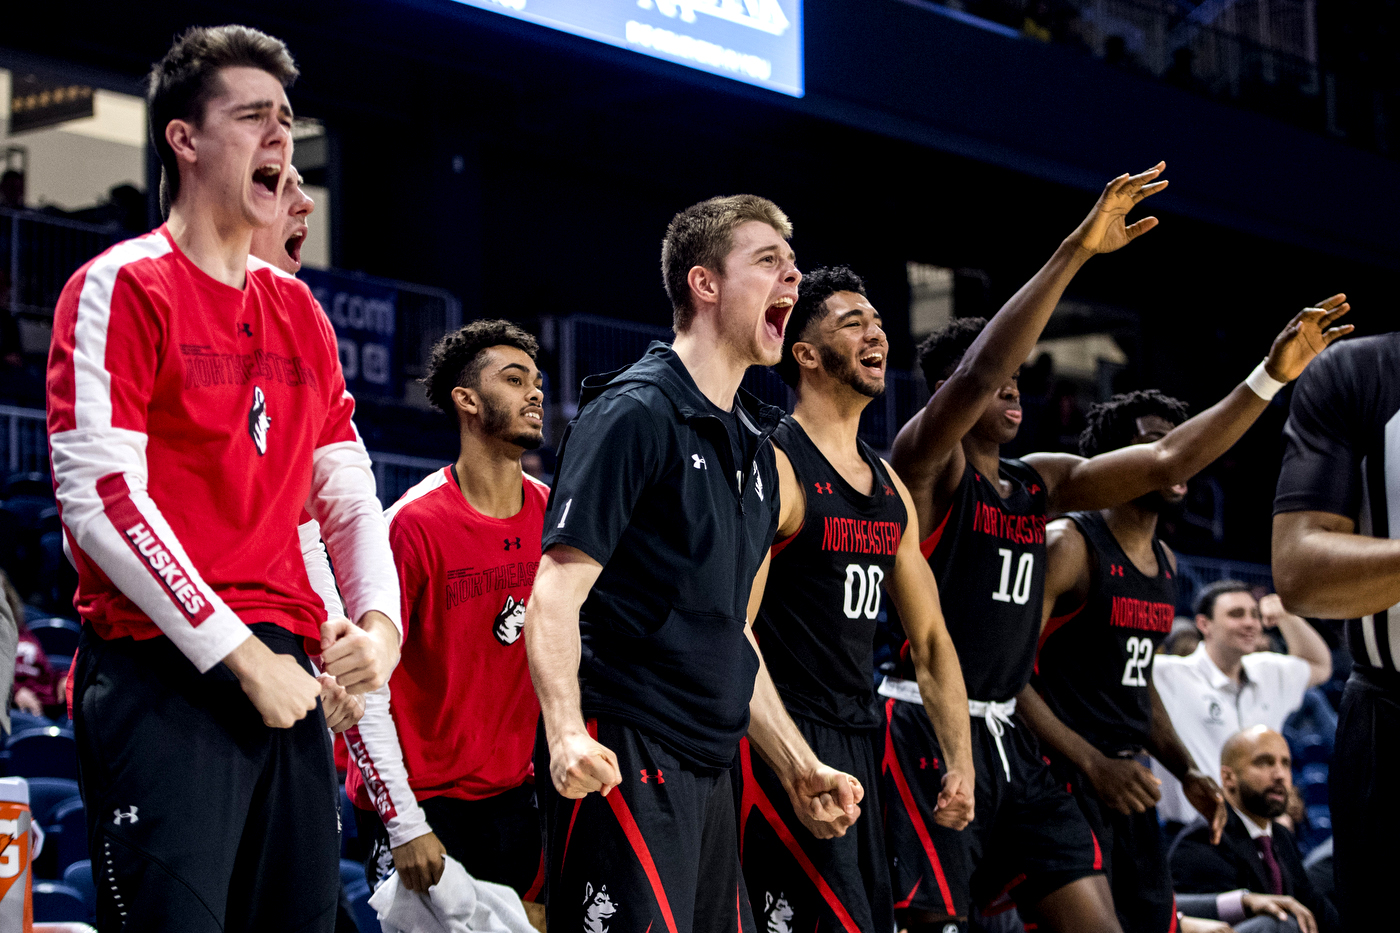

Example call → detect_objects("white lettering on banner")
338 338 359 380
361 343 391 385
644 0 792 36
625 21 773 80
329 292 396 337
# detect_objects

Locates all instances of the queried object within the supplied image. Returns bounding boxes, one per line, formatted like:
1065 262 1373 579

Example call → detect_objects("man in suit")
1170 727 1340 933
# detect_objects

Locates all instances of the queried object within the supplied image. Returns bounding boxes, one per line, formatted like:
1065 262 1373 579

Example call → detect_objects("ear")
791 339 821 374
165 119 198 168
687 264 721 309
934 378 948 392
1195 614 1209 637
452 385 480 418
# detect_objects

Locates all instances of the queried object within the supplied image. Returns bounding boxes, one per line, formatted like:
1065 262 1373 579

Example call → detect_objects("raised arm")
892 163 1169 536
1259 594 1332 686
526 545 621 798
1029 297 1353 514
883 466 974 828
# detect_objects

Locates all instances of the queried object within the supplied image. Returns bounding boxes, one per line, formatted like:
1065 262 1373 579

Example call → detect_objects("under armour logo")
504 537 522 551
813 482 833 495
883 485 895 496
1110 565 1125 577
919 757 928 770
639 769 664 784
1029 483 1042 495
692 454 706 470
112 806 139 825
238 322 253 337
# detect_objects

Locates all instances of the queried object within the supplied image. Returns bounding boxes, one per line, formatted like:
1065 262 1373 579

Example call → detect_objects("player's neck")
453 435 525 519
791 382 867 455
962 434 1004 488
1103 502 1160 557
166 193 255 290
673 324 748 411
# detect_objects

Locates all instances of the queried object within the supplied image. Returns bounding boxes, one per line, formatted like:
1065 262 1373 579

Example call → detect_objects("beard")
817 342 884 399
1133 490 1185 516
1238 782 1289 821
481 393 544 450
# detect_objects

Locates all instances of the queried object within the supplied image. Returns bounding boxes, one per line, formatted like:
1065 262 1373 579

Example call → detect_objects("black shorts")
1331 668 1400 933
734 721 893 933
1045 753 1174 933
73 623 340 933
534 717 756 933
356 781 545 898
881 697 1102 927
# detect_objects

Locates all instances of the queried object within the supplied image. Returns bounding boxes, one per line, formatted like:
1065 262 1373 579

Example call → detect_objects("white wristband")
1245 360 1287 401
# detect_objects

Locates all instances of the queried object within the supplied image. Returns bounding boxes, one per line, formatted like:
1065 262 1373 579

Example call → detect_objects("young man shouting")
48 26 399 931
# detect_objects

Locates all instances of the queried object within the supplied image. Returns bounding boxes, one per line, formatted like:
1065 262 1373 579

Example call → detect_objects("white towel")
369 855 536 933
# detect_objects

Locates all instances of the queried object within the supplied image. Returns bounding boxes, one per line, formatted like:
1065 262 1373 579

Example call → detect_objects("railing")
550 313 930 451
1173 551 1274 615
0 208 123 322
2 404 444 509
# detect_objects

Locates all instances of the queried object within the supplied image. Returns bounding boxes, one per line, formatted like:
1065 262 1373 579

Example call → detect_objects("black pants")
356 782 544 897
73 623 340 933
1331 668 1400 933
535 717 756 933
734 724 893 933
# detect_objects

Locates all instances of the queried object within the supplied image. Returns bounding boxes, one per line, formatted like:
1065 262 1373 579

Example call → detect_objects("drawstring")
968 699 1018 782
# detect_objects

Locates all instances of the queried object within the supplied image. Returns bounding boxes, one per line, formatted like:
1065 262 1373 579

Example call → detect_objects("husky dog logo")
582 883 617 933
493 594 527 645
247 386 271 455
764 892 793 933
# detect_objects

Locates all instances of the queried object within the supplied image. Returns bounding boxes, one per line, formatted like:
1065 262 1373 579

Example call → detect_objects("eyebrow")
752 244 796 262
232 99 294 120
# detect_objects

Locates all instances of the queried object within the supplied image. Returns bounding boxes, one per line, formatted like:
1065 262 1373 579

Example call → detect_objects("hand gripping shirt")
542 343 782 769
46 226 400 672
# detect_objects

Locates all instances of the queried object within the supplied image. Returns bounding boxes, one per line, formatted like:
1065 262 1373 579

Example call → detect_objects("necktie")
1256 835 1284 895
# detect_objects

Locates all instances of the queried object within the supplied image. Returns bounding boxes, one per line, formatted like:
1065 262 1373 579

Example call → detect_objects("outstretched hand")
1263 294 1353 382
788 764 863 840
1182 769 1227 845
1066 162 1169 256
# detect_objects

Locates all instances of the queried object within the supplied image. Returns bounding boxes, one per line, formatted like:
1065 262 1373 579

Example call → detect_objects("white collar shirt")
1149 643 1310 824
1231 804 1274 840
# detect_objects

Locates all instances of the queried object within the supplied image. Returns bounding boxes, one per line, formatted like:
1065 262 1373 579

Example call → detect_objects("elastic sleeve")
542 393 661 564
304 299 402 639
298 514 344 620
1275 349 1361 517
48 249 250 672
343 685 432 849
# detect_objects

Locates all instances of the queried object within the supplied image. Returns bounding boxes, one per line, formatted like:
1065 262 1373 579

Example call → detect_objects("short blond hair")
661 195 792 332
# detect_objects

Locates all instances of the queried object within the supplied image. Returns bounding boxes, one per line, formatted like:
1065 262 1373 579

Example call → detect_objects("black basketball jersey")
1276 335 1400 680
756 416 909 731
1034 511 1177 754
917 458 1048 702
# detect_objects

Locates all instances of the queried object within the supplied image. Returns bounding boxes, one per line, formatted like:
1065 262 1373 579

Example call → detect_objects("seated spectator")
1171 726 1341 933
1152 583 1331 828
1162 617 1203 657
2 573 65 727
0 573 16 735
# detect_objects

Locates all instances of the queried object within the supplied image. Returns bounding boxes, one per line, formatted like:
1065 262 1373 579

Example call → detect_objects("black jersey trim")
770 520 804 558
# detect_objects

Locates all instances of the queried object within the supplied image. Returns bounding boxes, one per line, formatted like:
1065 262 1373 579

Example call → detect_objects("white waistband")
877 677 1017 718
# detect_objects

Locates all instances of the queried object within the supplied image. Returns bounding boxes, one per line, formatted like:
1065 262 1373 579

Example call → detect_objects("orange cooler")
0 777 32 932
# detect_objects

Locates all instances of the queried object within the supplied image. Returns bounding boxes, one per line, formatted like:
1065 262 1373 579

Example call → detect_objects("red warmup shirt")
47 226 399 672
347 467 547 810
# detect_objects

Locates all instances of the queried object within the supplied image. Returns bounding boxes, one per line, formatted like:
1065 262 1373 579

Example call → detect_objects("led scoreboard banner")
452 0 803 97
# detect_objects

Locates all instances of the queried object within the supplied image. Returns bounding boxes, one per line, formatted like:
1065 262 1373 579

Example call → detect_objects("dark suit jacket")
1169 809 1341 933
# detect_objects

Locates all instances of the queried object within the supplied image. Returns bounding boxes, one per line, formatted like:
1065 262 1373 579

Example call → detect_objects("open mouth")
859 350 885 372
522 408 543 425
252 163 282 195
764 298 793 342
285 229 306 265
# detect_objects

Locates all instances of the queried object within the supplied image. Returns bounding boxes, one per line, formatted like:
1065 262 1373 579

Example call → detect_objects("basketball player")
1272 332 1400 933
527 196 860 933
885 161 1350 933
346 321 549 906
1018 390 1228 933
47 27 400 931
738 265 974 933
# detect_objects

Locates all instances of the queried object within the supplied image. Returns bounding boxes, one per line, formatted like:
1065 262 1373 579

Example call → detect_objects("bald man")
1170 728 1340 933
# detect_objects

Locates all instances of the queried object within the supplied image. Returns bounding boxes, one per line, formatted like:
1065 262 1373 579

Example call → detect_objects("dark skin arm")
1027 299 1353 514
892 164 1170 538
1019 523 1225 840
1273 510 1400 618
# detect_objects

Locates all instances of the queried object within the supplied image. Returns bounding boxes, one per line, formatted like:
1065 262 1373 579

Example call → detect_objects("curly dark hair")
916 317 988 390
1078 389 1189 457
776 265 867 388
421 319 539 416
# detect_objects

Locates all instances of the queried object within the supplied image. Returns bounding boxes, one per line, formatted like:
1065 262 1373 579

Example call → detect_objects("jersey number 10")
991 548 1034 605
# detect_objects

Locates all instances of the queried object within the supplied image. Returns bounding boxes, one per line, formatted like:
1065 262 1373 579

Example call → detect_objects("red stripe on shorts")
607 787 680 933
882 698 957 916
739 739 863 933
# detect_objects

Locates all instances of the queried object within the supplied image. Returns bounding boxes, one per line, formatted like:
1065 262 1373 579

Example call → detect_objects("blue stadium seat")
1292 732 1330 766
1306 805 1332 836
30 618 82 657
3 472 52 500
1298 764 1330 805
49 797 88 876
341 857 366 889
7 727 78 781
345 878 381 933
33 881 89 922
340 784 358 858
61 860 96 922
26 777 80 829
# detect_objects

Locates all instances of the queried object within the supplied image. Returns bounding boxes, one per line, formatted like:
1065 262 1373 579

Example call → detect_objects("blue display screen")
451 0 803 97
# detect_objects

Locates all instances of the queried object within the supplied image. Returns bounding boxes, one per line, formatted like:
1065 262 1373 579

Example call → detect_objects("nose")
528 383 544 404
785 260 801 286
294 192 314 218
